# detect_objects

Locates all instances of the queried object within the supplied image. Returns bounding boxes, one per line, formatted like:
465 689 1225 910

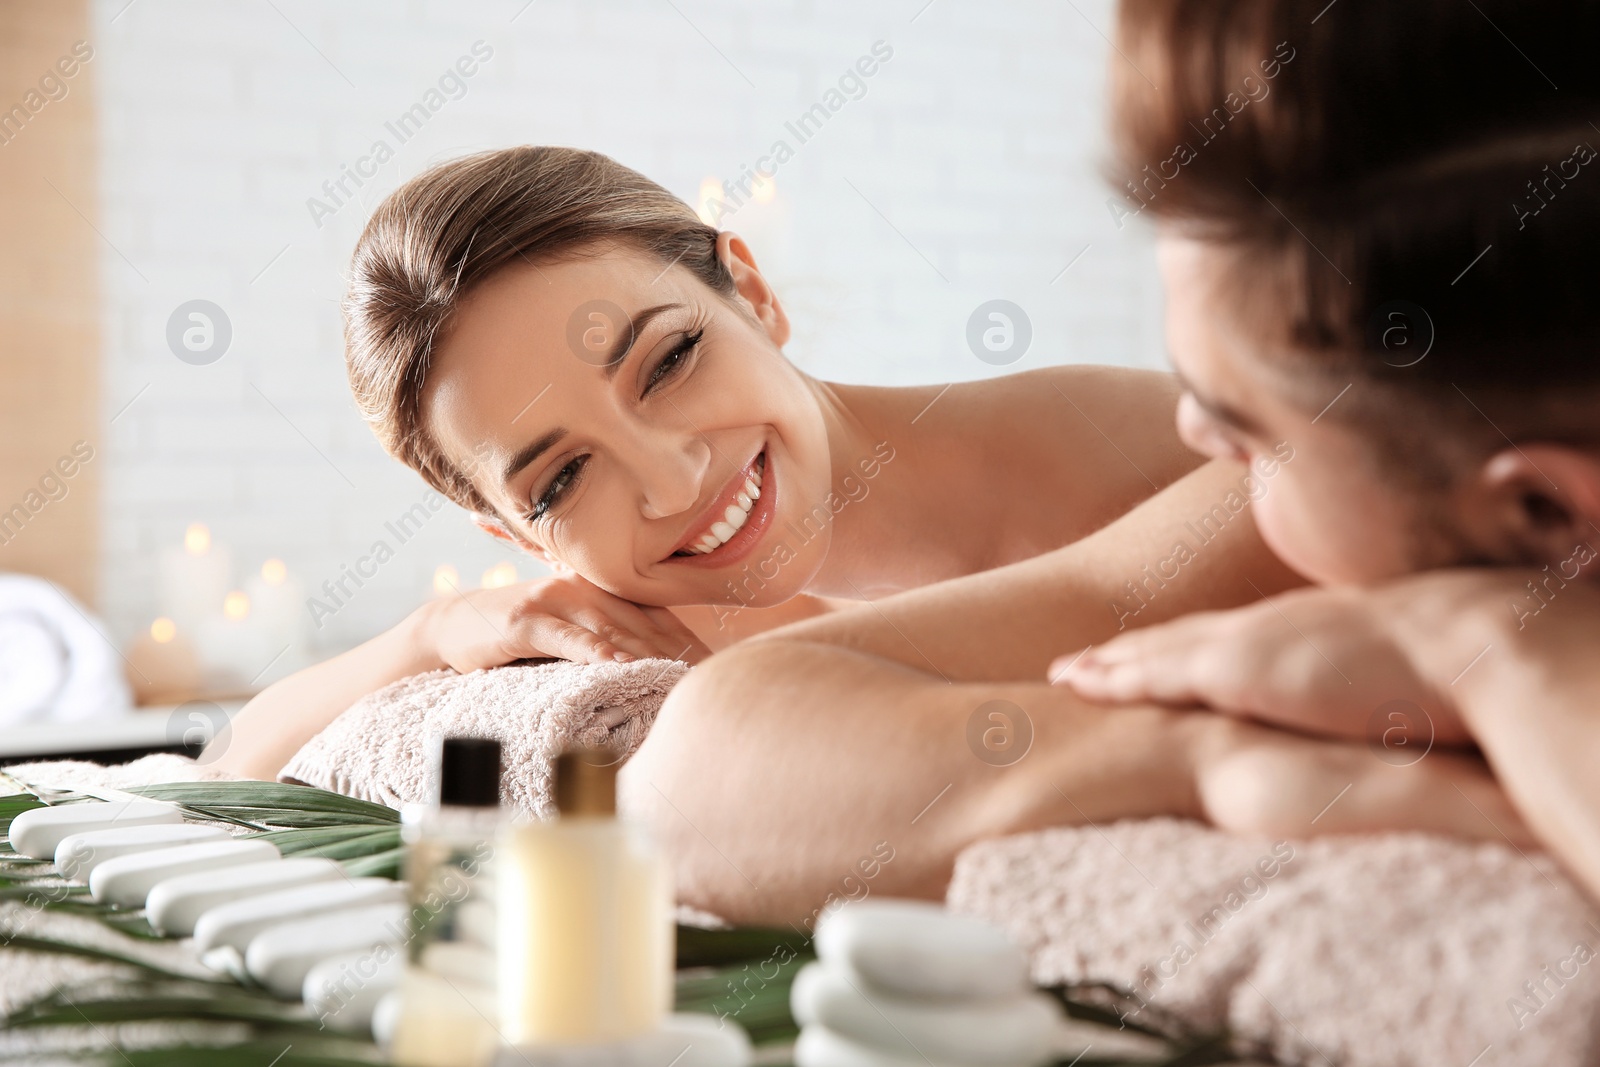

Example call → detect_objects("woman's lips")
663 451 775 568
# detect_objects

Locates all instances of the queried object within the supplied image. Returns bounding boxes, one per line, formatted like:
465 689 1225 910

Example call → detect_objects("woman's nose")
636 439 713 520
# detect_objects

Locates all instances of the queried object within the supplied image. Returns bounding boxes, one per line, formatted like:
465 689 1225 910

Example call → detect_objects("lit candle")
158 523 232 635
192 589 279 693
245 559 311 684
125 616 202 705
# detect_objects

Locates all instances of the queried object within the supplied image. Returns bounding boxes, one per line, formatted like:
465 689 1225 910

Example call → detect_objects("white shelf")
0 699 246 761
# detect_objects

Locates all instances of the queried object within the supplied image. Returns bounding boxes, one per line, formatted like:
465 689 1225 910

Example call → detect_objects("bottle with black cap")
391 736 504 1067
498 744 674 1047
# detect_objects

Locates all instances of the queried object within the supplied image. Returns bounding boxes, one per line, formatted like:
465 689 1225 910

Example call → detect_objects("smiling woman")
214 144 1211 779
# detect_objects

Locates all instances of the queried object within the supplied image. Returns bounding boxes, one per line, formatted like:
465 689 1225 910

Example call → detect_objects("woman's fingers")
634 604 714 662
590 600 701 661
1052 614 1242 709
502 613 634 665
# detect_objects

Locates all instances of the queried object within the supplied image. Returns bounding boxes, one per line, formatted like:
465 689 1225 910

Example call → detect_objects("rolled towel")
0 574 132 726
279 658 688 818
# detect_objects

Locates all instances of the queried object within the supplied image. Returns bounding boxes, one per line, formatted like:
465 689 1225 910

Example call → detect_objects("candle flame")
482 562 518 589
696 176 724 227
150 617 177 644
433 564 460 597
223 590 250 620
262 558 287 585
751 172 777 204
184 523 211 555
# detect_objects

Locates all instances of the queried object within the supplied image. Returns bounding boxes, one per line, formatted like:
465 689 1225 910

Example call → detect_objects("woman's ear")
1470 445 1600 565
717 231 790 347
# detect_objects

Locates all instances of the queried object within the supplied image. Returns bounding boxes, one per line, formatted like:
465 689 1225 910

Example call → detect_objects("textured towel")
0 574 133 727
946 817 1600 1067
278 658 688 818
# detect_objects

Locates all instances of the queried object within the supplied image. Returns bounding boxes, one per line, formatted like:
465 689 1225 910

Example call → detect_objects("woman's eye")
530 456 587 520
644 329 703 394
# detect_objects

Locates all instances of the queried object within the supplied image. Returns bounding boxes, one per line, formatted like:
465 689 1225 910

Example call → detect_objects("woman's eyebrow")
499 303 687 488
501 427 566 487
599 302 683 378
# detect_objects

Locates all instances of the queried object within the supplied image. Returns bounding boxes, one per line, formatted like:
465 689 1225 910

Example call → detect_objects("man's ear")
1470 445 1600 564
471 512 554 566
717 231 790 348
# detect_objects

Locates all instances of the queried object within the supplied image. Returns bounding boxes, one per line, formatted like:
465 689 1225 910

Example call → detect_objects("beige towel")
279 658 688 817
947 817 1600 1066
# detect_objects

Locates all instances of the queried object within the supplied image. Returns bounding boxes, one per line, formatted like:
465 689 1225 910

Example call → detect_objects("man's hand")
1052 585 1473 745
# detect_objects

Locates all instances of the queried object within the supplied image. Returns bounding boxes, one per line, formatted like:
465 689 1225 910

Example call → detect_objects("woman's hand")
422 572 712 674
1051 585 1473 745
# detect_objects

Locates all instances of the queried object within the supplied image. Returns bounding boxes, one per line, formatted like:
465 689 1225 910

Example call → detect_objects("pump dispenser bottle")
390 736 503 1067
499 745 674 1046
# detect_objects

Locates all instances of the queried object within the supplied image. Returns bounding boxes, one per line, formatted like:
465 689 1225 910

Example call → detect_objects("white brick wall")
89 0 1167 655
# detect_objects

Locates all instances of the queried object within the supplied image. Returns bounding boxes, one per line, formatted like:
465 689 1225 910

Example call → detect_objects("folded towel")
0 574 133 727
946 817 1600 1067
278 658 688 817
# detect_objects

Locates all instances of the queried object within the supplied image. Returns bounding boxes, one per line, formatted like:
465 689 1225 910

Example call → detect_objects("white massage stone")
245 902 408 998
814 899 1029 1000
790 961 1058 1066
147 857 344 936
795 1023 948 1067
193 877 405 954
10 800 180 860
372 989 404 1049
492 1013 752 1066
89 839 281 908
55 823 228 880
303 949 404 1033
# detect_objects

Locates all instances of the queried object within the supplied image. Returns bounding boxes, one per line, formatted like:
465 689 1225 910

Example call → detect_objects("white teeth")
680 456 767 557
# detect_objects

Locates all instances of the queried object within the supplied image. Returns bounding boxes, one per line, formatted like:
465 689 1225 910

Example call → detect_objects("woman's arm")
209 607 439 780
213 574 710 780
621 641 1212 924
742 457 1306 681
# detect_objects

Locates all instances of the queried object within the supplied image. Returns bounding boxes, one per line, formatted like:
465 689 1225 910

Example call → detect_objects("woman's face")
421 235 835 608
1156 233 1468 586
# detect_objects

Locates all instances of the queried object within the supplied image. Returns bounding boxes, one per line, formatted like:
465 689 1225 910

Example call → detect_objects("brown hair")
1110 0 1600 455
343 146 733 517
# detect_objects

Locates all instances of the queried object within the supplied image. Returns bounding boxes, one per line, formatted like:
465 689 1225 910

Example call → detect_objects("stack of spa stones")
792 900 1064 1067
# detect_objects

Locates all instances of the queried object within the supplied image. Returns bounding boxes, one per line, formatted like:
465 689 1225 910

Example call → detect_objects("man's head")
1114 0 1600 585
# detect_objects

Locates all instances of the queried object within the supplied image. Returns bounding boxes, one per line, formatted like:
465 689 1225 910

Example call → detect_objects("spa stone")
813 899 1029 1000
245 902 409 999
9 799 181 859
89 838 281 908
193 876 406 954
795 1022 950 1067
303 949 404 1033
54 823 228 880
789 960 1058 1066
147 856 345 936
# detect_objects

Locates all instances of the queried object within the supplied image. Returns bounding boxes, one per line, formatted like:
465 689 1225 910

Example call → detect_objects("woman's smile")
662 449 774 568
